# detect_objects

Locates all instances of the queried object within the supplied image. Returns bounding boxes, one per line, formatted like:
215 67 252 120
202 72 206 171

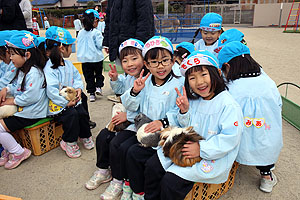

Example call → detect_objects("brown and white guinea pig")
159 126 203 167
135 113 160 148
107 103 131 132
59 87 77 101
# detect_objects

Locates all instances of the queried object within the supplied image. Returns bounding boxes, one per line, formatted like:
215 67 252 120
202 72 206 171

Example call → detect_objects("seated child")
218 41 283 193
44 26 94 158
0 31 48 169
143 50 243 200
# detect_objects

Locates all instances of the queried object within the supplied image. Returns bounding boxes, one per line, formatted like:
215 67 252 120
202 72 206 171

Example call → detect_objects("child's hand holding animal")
133 69 150 93
182 141 200 159
111 112 127 125
75 88 82 102
0 88 8 103
144 120 162 133
175 87 189 114
108 64 118 81
66 99 76 107
0 98 15 106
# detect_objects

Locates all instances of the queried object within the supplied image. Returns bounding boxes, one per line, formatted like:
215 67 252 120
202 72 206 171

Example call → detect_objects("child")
44 17 50 30
77 9 104 102
0 31 48 169
192 13 223 57
0 30 17 91
121 36 184 199
73 14 83 38
85 38 146 199
97 13 105 34
216 28 246 53
218 41 283 193
32 17 40 36
173 41 195 76
44 26 94 158
143 50 243 200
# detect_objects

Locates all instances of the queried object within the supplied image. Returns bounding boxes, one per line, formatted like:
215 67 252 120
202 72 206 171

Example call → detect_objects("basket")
14 121 64 156
73 62 83 74
185 162 239 200
0 194 22 200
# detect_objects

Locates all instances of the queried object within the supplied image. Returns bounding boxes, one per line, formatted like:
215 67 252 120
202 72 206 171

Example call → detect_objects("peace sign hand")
133 69 150 93
175 86 189 114
108 64 118 81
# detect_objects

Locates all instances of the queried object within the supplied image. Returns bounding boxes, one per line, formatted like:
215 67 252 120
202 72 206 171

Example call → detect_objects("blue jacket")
44 59 84 115
157 91 243 183
227 71 283 165
194 39 219 57
7 66 48 119
77 29 104 63
0 61 17 90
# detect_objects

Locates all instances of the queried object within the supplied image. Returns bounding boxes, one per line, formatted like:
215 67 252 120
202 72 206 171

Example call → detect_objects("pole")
279 3 283 27
164 0 168 17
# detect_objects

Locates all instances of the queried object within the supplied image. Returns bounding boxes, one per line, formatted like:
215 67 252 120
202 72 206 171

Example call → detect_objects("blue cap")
0 31 19 46
176 42 195 54
6 31 38 49
36 37 46 46
218 41 250 67
85 9 100 19
180 50 219 76
45 26 76 45
119 38 144 53
200 13 223 32
143 36 173 57
218 29 244 47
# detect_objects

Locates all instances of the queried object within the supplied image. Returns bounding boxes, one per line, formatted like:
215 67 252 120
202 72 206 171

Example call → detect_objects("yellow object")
73 62 83 74
0 194 22 200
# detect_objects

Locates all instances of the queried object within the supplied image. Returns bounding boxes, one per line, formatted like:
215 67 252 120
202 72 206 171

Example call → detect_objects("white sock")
0 123 23 155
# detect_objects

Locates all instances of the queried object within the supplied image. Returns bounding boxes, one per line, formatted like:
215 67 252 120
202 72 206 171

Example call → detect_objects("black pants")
54 104 91 142
96 128 116 169
256 164 275 175
82 61 104 94
144 153 194 200
110 134 138 180
126 144 156 193
81 92 90 120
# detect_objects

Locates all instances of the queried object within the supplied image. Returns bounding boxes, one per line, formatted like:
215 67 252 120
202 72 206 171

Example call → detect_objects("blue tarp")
31 0 59 6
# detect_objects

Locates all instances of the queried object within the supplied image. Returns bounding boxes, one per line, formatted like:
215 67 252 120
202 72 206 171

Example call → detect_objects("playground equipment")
32 8 46 29
277 82 300 131
63 14 83 28
284 0 300 33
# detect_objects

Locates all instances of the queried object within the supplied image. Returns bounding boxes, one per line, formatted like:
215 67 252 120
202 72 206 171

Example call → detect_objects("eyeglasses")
147 58 172 68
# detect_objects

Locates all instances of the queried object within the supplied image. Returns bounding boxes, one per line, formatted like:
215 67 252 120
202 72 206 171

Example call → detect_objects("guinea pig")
107 103 131 132
159 126 203 167
0 104 17 119
59 87 77 101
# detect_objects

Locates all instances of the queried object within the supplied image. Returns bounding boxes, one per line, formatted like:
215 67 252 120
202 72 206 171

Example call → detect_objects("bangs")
119 47 142 60
186 65 207 77
145 48 173 61
8 47 25 56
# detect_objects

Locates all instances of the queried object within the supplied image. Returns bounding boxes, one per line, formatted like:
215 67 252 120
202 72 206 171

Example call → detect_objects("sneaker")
79 136 94 150
100 180 123 200
60 140 81 158
0 149 9 167
107 95 121 103
96 87 103 96
132 193 144 200
259 172 278 193
85 169 112 190
89 120 97 129
90 94 96 102
121 182 133 200
4 148 31 169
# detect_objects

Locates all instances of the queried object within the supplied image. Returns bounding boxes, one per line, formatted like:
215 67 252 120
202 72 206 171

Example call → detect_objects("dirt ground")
0 27 299 200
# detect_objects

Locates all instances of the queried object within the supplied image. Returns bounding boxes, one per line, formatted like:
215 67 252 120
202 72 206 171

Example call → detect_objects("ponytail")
46 39 64 69
191 28 201 44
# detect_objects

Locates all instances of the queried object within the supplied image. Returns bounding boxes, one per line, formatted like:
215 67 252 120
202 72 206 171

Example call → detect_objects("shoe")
259 172 278 193
4 148 31 169
132 193 144 200
100 180 123 200
0 149 9 166
96 87 103 96
85 169 112 190
120 182 133 200
79 136 94 150
90 94 96 102
107 95 121 103
89 120 97 129
60 140 81 158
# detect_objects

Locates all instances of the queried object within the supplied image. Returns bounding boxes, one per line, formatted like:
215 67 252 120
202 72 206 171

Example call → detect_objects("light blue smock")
194 39 219 57
172 62 182 77
0 61 16 90
0 62 6 77
44 59 84 115
97 21 105 33
157 91 243 183
7 66 48 119
77 29 104 63
227 72 283 166
121 75 184 127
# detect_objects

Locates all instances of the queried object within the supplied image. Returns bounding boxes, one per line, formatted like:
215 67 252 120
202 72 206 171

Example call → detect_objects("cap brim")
5 40 19 48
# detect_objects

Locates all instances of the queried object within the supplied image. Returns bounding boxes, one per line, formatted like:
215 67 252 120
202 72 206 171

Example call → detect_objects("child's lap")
3 116 41 132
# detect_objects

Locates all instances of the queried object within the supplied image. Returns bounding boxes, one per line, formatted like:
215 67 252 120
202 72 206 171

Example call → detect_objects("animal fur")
59 87 77 101
107 103 131 132
135 113 160 147
159 126 203 167
0 104 17 119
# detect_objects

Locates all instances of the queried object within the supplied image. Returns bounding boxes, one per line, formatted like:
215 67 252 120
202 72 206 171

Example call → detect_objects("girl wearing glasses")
120 36 184 199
